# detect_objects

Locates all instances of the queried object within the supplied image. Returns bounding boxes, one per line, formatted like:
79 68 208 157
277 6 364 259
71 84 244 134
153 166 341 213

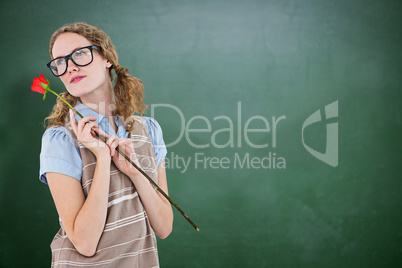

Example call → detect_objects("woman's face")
51 32 112 98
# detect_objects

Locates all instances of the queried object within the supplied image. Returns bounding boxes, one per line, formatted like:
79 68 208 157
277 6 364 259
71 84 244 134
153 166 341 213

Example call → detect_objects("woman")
39 22 173 267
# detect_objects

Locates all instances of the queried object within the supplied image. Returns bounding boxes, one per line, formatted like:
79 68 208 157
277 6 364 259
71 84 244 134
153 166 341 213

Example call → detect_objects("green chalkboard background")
1 0 401 267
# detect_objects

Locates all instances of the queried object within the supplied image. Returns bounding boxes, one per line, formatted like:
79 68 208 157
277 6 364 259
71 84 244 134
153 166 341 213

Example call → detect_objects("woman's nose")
66 59 79 73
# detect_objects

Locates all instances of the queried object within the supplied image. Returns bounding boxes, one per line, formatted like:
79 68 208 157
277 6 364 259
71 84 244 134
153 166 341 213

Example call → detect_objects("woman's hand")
111 138 141 177
69 109 110 158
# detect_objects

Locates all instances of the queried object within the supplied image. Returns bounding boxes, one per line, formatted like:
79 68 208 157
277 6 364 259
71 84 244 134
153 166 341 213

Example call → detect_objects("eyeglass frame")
46 45 101 77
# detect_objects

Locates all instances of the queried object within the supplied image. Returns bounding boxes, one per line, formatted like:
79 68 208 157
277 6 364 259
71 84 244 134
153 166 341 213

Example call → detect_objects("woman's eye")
56 58 66 66
74 50 85 57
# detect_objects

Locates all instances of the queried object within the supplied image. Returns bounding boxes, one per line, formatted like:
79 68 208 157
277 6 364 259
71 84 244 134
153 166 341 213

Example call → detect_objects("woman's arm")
47 154 111 257
112 140 173 239
45 111 114 257
129 160 173 239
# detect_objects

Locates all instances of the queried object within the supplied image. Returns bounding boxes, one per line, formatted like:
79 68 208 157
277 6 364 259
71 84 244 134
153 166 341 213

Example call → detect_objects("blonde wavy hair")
45 21 147 132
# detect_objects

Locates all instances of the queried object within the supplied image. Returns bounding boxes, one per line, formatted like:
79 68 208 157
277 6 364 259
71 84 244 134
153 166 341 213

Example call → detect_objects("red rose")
31 74 48 94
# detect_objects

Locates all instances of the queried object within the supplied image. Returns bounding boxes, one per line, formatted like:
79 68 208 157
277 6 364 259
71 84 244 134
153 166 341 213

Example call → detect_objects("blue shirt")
39 101 167 184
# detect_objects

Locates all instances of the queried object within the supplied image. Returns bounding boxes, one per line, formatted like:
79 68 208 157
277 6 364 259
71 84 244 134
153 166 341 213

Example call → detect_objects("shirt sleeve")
143 117 167 166
39 126 83 184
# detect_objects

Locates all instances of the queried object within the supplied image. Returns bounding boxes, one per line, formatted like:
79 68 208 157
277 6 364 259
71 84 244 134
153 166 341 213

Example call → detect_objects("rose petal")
31 84 46 94
39 74 48 84
33 77 41 85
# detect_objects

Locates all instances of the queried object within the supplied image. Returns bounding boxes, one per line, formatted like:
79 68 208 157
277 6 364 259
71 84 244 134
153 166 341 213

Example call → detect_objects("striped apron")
50 116 159 267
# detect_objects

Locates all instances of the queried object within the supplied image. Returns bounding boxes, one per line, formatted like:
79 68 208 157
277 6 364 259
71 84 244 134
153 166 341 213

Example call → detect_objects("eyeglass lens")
49 47 93 76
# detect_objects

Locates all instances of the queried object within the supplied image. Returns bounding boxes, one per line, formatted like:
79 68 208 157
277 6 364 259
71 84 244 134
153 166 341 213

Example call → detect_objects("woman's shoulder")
40 125 82 184
133 116 166 166
140 116 164 137
42 125 76 147
140 117 166 152
43 125 71 137
141 117 162 130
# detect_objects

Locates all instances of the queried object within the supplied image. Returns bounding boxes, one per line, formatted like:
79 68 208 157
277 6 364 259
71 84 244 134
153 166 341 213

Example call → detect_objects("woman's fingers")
82 122 98 137
118 138 133 148
117 139 132 153
106 135 119 156
111 138 140 176
70 110 104 146
93 126 109 140
77 116 98 133
106 137 134 158
69 109 78 135
117 139 137 162
70 110 98 136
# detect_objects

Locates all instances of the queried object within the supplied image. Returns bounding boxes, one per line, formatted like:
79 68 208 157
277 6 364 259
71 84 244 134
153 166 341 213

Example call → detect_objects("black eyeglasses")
46 46 100 77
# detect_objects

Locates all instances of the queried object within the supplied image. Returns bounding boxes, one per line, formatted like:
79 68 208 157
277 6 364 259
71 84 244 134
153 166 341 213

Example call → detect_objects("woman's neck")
81 98 116 117
80 84 116 117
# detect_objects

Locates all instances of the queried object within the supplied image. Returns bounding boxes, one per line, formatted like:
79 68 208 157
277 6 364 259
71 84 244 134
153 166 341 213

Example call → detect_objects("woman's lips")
70 76 85 83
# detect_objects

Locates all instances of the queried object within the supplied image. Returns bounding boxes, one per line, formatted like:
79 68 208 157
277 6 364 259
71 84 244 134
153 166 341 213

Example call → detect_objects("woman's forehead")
52 33 92 58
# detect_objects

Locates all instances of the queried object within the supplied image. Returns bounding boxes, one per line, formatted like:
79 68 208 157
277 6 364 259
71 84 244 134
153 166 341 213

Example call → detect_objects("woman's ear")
106 60 112 69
